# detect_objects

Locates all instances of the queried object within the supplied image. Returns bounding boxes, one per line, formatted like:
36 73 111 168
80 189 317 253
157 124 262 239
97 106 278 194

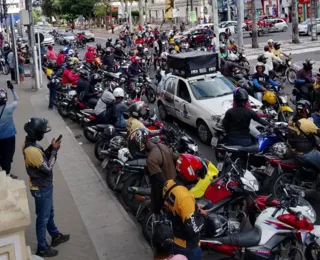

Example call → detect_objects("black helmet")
96 43 101 49
79 70 89 79
0 89 7 106
107 37 112 42
91 73 102 83
103 125 117 137
128 101 147 118
234 88 249 103
303 59 315 71
137 44 143 51
274 42 281 50
257 54 267 64
296 100 311 118
24 117 51 141
115 39 120 44
128 128 149 156
66 61 74 69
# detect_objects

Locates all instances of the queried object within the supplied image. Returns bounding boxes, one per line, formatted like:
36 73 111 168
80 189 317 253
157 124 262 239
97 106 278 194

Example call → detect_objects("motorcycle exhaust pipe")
86 127 97 135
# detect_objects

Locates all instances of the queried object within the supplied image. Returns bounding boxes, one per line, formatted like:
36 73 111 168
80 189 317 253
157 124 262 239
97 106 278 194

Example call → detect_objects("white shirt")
211 37 217 47
264 51 282 70
94 90 115 116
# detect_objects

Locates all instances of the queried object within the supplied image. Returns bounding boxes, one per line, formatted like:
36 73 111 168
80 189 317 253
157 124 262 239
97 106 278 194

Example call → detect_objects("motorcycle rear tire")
83 126 98 143
94 138 109 161
58 104 69 118
146 87 156 103
121 174 148 213
286 69 297 84
106 162 123 191
2 64 9 75
141 211 153 243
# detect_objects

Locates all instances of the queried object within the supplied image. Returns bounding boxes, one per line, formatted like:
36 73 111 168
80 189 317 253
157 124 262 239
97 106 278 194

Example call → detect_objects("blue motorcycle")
213 122 288 174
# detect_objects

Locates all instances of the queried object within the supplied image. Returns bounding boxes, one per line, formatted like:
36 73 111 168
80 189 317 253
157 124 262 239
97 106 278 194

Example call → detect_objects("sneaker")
36 245 58 257
9 174 18 179
51 233 70 247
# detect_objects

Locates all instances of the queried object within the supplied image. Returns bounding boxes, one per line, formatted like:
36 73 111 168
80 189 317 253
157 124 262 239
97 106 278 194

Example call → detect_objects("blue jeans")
171 243 202 260
228 135 252 147
31 187 60 250
49 87 56 108
297 149 320 171
115 118 127 129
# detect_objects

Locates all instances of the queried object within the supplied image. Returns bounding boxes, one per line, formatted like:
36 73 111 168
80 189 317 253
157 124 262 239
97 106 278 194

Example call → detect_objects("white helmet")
229 52 239 61
113 87 125 98
143 48 149 54
68 49 75 56
160 52 169 60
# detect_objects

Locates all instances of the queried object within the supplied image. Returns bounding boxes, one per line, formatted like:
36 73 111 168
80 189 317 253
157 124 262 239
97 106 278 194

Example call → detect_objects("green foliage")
41 0 60 19
94 3 108 17
131 10 139 17
59 0 98 19
32 9 41 24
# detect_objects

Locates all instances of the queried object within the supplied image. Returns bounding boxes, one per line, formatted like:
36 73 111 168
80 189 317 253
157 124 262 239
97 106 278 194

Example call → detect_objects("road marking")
247 46 320 60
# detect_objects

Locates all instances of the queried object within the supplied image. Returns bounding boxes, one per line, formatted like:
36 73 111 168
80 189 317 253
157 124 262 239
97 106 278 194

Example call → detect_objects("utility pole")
10 14 19 84
236 0 244 48
212 0 219 52
311 0 318 41
227 0 231 21
25 0 39 90
2 0 9 42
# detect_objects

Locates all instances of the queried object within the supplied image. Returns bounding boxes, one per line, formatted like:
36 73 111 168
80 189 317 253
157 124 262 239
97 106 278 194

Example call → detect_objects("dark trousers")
228 135 252 147
49 87 57 109
0 136 15 175
10 68 15 81
31 187 60 251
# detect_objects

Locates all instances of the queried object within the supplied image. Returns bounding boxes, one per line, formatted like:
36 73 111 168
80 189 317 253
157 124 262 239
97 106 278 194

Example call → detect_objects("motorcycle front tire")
2 64 9 75
94 137 109 161
83 126 98 143
58 103 70 118
286 68 297 84
141 210 153 243
106 161 123 191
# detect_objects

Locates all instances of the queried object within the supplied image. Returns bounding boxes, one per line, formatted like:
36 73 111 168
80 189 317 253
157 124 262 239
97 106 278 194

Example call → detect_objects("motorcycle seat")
96 124 110 129
126 158 147 166
295 156 320 173
220 143 259 154
211 227 261 248
82 109 95 115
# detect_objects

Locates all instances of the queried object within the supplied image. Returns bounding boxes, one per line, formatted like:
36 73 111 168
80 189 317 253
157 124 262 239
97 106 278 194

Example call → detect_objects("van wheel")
258 31 263 37
197 120 212 145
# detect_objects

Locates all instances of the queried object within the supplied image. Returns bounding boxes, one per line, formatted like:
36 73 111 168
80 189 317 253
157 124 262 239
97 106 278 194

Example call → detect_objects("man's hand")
261 87 267 92
51 138 61 150
7 80 14 90
199 208 210 217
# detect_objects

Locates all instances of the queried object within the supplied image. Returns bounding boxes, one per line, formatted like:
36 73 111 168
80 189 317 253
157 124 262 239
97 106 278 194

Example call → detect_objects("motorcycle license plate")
101 158 109 169
211 137 218 147
265 164 274 176
217 162 224 172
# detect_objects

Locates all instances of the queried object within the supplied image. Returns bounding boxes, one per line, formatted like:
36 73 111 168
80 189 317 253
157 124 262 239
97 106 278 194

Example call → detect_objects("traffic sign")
35 33 44 44
189 11 197 22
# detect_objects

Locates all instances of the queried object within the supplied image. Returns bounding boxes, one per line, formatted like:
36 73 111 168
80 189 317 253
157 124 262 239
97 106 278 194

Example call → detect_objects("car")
174 28 213 44
298 18 320 35
42 34 55 45
83 30 95 42
157 52 262 144
268 18 288 32
58 33 75 45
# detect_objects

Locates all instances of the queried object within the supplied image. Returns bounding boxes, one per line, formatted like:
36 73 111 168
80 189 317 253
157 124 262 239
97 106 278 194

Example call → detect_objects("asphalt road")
51 39 320 259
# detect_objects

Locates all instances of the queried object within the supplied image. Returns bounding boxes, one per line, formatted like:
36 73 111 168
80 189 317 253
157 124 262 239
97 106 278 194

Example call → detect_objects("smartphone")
56 135 63 142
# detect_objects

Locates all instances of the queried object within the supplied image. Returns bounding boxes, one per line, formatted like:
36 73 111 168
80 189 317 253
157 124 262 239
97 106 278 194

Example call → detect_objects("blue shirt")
0 90 18 139
115 102 128 123
312 113 320 128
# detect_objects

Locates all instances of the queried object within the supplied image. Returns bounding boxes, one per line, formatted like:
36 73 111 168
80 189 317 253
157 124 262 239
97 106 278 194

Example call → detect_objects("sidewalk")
6 77 152 260
244 39 320 59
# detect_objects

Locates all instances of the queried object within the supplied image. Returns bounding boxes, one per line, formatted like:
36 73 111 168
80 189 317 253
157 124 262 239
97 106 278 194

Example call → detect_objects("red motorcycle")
201 185 320 260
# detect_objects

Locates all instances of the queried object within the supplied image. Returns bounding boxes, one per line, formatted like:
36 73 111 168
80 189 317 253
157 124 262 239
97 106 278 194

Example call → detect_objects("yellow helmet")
263 91 277 105
268 39 274 43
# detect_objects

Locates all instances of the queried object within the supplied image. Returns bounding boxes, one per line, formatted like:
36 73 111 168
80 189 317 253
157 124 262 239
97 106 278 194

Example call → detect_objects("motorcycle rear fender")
280 106 293 113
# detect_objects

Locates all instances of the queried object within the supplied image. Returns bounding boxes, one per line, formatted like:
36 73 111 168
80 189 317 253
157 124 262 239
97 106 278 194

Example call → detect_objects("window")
164 77 176 94
177 80 191 102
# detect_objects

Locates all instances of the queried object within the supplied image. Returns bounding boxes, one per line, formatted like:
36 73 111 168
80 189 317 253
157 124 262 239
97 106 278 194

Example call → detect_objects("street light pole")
311 0 318 41
25 0 39 90
212 0 219 51
227 0 231 21
236 0 244 47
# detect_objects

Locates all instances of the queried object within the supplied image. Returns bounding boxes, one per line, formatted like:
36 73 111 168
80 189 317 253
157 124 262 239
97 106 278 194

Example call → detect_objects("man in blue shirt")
0 81 18 178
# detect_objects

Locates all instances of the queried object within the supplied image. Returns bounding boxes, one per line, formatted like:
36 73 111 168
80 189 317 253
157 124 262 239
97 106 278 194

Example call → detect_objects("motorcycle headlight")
306 207 317 223
241 170 259 192
279 95 288 103
187 143 198 153
68 90 77 98
288 60 292 66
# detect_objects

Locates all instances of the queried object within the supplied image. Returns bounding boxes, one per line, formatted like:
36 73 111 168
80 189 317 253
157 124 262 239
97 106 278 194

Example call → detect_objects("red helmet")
176 154 207 183
87 46 94 51
131 56 138 63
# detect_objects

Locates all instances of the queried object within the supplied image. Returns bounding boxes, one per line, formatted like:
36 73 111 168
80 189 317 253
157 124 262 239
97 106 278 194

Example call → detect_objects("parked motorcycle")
0 55 9 75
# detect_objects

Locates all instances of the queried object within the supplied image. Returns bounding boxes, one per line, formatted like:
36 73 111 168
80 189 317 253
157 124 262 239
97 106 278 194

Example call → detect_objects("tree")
41 0 60 20
32 9 41 24
251 0 259 48
59 0 97 19
138 0 143 26
291 0 300 44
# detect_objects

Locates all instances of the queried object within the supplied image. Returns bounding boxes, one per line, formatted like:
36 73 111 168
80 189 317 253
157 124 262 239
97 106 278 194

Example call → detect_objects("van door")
174 79 194 125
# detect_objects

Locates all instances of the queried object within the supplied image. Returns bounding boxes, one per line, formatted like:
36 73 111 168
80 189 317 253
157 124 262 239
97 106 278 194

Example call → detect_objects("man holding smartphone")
23 117 70 257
